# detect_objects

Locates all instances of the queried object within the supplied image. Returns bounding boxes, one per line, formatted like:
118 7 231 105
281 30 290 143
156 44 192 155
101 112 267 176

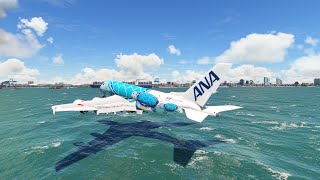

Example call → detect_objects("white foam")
199 127 214 131
252 121 279 125
214 134 236 143
289 104 296 107
214 134 223 138
195 150 208 154
32 146 49 150
271 122 307 130
267 168 290 180
270 106 277 109
52 142 61 147
315 125 320 128
189 156 209 166
225 138 236 143
247 113 255 117
37 121 46 124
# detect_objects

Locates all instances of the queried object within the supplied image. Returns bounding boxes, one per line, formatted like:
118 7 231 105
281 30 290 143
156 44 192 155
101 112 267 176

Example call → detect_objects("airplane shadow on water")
55 119 225 172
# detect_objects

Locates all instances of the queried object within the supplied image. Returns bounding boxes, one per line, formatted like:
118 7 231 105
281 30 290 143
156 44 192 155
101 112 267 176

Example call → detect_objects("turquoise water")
0 87 319 179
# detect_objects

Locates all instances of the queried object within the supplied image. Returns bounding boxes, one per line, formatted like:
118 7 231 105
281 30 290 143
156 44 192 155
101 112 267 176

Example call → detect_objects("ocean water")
0 87 319 179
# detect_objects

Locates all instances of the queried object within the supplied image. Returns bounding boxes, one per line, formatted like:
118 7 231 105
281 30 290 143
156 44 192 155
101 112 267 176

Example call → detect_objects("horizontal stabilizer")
184 108 208 123
202 105 242 116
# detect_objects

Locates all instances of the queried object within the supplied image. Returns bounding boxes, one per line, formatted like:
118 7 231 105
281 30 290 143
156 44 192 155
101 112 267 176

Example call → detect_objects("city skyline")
0 1 320 84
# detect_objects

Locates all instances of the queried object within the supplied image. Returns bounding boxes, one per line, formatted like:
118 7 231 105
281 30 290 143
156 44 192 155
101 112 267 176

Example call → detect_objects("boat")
90 81 103 88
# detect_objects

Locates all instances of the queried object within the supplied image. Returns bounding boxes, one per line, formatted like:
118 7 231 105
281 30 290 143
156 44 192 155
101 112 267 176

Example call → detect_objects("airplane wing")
51 95 142 115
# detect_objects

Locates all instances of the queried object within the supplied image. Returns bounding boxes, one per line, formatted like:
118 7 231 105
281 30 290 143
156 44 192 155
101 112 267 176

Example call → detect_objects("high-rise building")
315 78 320 86
239 79 244 86
264 77 270 86
276 78 282 86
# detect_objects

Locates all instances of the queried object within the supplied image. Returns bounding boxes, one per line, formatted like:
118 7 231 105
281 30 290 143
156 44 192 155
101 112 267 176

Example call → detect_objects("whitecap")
247 113 255 117
32 146 49 150
231 96 236 98
188 156 209 166
15 107 25 111
199 127 214 131
224 138 236 144
252 121 279 125
52 142 61 147
195 150 208 154
270 106 277 109
214 134 223 138
267 168 290 180
271 122 307 130
37 121 46 124
289 104 296 107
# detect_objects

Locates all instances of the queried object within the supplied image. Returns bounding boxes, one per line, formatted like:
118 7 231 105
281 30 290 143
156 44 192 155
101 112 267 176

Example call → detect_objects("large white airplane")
52 63 242 122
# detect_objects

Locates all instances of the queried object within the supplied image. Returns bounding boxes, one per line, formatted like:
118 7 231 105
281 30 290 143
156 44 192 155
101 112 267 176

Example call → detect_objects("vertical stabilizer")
183 63 232 107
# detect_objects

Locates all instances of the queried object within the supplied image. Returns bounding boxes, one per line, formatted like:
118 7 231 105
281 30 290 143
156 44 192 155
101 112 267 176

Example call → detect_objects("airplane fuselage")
100 80 200 114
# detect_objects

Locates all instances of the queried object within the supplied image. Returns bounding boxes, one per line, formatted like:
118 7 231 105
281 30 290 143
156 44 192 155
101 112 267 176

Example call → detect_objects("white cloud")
115 53 163 78
197 56 214 65
0 28 43 58
0 0 17 18
18 17 48 36
215 32 294 63
54 53 164 84
47 37 54 44
171 70 204 83
282 54 320 83
305 36 319 47
52 54 64 65
167 45 181 56
0 58 40 82
227 64 273 83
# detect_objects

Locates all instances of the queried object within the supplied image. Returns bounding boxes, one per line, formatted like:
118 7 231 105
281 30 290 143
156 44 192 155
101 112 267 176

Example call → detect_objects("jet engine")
132 92 159 108
163 103 178 112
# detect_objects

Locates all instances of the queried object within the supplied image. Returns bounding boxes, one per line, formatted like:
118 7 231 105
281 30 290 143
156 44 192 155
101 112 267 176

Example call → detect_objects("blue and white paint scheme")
52 63 242 122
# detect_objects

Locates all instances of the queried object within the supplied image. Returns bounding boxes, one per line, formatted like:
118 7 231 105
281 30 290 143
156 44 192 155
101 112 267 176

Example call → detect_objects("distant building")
239 79 244 86
28 81 34 85
276 78 283 86
314 78 320 86
263 77 270 86
249 80 254 86
1 79 17 87
245 80 249 85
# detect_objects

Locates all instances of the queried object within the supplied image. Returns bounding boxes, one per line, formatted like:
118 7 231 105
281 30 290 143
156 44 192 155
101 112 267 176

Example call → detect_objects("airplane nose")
100 81 109 92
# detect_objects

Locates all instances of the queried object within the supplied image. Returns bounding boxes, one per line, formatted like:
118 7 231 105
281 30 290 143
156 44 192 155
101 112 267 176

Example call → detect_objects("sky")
0 0 320 84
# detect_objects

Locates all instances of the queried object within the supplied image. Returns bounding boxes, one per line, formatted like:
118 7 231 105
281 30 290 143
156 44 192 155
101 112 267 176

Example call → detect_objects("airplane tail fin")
183 63 232 107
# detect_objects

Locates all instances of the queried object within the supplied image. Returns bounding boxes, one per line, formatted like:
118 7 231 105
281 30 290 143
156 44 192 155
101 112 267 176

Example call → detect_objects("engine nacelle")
132 92 159 108
164 103 178 112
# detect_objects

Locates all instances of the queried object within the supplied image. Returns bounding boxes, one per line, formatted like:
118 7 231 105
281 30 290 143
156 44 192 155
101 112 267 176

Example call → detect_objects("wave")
188 156 209 166
236 112 256 117
214 134 236 143
267 167 290 180
199 127 214 131
52 141 61 147
37 121 46 124
252 121 279 125
271 122 308 130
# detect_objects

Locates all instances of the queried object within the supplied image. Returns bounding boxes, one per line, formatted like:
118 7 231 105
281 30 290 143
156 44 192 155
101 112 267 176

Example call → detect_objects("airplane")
51 63 242 122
